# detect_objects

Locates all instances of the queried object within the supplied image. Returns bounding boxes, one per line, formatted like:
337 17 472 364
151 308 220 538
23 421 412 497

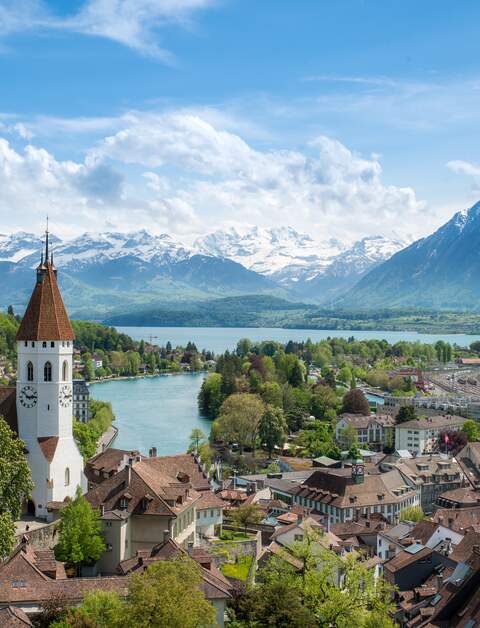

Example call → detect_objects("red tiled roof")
0 606 32 626
16 262 74 341
37 437 59 463
0 386 17 433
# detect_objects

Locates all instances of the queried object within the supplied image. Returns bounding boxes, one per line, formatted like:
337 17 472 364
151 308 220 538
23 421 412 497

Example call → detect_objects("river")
117 326 480 354
89 372 210 456
91 325 476 456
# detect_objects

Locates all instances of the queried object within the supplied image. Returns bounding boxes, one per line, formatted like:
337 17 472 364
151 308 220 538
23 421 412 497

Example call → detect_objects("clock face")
19 385 38 408
59 384 72 408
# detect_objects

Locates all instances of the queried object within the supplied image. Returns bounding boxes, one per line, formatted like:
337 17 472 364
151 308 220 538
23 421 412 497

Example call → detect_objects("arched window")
65 467 70 486
62 360 68 381
27 361 34 382
44 361 52 382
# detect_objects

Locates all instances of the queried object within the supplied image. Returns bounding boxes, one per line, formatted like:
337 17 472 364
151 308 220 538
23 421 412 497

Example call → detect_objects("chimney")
436 574 443 591
127 464 132 484
100 505 105 516
163 529 171 542
151 446 157 458
187 541 194 555
102 443 106 453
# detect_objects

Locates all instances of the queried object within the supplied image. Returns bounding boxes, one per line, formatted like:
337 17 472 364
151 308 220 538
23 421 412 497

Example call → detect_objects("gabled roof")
0 606 32 626
16 262 74 341
37 437 59 463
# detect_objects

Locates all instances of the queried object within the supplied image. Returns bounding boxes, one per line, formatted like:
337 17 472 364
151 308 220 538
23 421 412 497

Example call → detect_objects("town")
2 235 480 627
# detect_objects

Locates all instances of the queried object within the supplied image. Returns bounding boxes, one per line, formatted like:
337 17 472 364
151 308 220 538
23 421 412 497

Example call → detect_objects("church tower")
16 228 86 519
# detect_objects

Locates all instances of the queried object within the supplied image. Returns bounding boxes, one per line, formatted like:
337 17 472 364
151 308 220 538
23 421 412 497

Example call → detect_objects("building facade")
335 413 395 451
15 234 86 519
394 415 465 454
73 379 90 422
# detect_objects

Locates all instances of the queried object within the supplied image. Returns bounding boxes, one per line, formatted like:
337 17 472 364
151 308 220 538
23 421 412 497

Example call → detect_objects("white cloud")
447 160 480 177
0 0 216 60
0 110 427 242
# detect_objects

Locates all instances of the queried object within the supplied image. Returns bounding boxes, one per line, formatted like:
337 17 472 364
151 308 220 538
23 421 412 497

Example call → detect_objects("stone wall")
16 520 60 549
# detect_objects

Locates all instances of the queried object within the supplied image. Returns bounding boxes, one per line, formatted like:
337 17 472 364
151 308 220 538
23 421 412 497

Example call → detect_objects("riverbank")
87 369 209 386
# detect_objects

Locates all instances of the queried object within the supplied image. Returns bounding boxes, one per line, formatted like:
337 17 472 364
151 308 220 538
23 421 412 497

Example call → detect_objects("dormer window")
51 341 55 348
119 498 128 509
42 341 47 348
24 341 28 347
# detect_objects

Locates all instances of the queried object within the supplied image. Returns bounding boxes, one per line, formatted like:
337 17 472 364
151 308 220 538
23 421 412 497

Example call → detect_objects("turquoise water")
117 326 480 354
366 392 385 405
89 372 211 456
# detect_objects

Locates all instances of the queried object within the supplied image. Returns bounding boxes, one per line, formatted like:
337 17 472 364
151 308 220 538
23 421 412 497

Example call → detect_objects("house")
0 538 127 618
380 453 466 513
437 487 480 509
0 606 32 627
394 415 466 454
72 379 90 422
335 413 395 451
456 441 480 488
117 537 231 628
433 505 480 532
84 448 144 489
383 545 455 591
85 458 201 573
292 463 419 524
92 353 103 369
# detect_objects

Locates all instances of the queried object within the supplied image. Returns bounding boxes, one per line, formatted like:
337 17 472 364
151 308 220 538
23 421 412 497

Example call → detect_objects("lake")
89 372 210 456
117 326 480 354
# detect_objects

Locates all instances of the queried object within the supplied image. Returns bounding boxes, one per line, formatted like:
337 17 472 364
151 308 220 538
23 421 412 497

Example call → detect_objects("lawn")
221 555 253 581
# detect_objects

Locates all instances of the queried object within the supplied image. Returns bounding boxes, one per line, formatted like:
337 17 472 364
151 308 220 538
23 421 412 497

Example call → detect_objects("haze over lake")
117 326 480 354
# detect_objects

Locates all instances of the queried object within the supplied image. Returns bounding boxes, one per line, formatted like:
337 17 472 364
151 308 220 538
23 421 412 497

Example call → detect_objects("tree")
54 487 105 568
399 505 424 522
341 389 370 415
123 558 216 628
462 419 479 442
230 503 263 534
189 428 206 451
311 385 338 420
198 373 224 419
52 590 124 628
339 423 358 450
0 416 33 558
214 393 265 452
439 429 468 455
395 405 417 424
259 405 288 457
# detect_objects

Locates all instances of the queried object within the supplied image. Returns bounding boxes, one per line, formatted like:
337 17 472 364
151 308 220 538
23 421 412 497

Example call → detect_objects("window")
27 361 34 382
106 543 113 552
119 498 128 509
62 360 68 381
24 341 28 347
42 341 47 348
65 467 70 486
51 341 55 348
294 534 304 542
11 580 26 588
44 361 52 382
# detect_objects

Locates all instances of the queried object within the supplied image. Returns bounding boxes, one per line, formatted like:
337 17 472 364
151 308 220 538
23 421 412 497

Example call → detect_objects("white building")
335 413 395 450
15 234 86 519
394 415 465 454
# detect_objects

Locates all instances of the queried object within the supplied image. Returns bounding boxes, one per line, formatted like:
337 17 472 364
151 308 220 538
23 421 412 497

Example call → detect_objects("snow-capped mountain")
0 226 407 315
195 226 346 275
342 200 480 309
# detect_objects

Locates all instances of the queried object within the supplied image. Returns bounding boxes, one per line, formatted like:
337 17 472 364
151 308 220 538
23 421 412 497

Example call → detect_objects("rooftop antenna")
45 215 49 263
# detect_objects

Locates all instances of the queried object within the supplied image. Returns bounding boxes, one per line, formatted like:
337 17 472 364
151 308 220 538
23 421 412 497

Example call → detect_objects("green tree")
341 388 370 415
0 416 33 558
311 385 338 420
399 505 424 522
259 405 288 457
230 503 263 534
462 419 479 442
198 373 224 419
189 428 206 451
395 405 418 424
339 422 358 450
123 558 216 628
54 590 124 628
214 393 265 453
84 358 95 381
54 487 105 568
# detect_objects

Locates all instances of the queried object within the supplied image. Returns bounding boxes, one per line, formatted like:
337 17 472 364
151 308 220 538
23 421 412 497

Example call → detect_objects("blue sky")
0 0 479 243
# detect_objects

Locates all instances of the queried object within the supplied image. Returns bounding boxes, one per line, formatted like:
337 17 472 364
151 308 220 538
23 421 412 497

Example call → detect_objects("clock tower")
16 229 86 519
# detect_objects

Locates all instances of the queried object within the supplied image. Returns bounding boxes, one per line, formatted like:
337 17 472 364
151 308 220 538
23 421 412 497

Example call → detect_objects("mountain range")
2 201 480 321
341 200 480 310
0 227 406 317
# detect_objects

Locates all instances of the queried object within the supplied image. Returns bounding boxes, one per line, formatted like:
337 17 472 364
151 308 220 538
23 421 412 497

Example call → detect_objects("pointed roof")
16 231 74 341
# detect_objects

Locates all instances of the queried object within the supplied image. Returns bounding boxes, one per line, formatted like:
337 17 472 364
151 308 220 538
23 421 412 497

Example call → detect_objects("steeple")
17 226 74 342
